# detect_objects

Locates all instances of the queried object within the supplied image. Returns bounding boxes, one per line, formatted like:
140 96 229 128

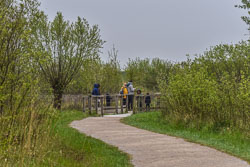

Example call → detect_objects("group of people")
120 80 151 111
91 81 151 111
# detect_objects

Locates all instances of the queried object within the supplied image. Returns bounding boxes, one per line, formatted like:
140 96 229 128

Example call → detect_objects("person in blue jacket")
92 83 101 107
92 83 100 95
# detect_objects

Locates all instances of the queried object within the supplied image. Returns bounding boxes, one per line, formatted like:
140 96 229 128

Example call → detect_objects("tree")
125 58 140 84
0 0 51 160
101 46 122 93
235 0 250 36
65 46 122 95
34 12 104 109
65 56 103 94
125 58 172 92
0 0 41 113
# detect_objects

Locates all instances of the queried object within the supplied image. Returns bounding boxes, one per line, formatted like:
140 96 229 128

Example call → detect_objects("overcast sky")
39 0 249 67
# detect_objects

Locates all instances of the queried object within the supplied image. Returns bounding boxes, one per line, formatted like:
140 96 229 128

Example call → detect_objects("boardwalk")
71 114 249 167
62 94 162 115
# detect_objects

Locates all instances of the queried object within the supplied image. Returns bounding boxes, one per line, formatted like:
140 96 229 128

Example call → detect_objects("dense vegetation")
0 0 54 165
158 42 250 133
125 42 249 135
125 58 172 92
0 0 122 165
125 0 250 133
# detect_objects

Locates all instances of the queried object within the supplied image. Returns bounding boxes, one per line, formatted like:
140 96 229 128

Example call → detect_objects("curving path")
70 113 249 167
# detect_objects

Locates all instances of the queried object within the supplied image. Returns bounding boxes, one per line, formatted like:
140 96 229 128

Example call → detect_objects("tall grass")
0 1 57 165
0 99 58 166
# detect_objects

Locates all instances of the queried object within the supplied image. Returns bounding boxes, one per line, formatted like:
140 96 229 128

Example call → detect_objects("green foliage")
65 56 102 94
66 46 122 94
33 12 104 108
0 0 41 113
0 1 58 165
235 0 250 30
100 46 122 94
158 42 250 132
125 58 172 92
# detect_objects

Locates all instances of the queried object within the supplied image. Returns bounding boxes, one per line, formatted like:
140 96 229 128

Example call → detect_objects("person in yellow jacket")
120 83 128 105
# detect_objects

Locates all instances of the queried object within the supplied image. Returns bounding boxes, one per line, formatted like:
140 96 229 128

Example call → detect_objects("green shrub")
158 42 250 133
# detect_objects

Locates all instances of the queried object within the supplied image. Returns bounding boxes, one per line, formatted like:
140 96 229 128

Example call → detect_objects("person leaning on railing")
92 83 101 106
120 83 128 105
127 80 136 111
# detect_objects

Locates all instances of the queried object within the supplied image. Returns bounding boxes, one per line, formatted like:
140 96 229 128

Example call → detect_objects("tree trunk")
53 90 63 109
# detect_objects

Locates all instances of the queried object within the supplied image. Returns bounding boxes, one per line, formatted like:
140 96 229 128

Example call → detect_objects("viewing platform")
62 93 163 116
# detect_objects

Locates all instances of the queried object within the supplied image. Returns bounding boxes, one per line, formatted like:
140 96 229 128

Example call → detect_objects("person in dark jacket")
92 83 100 95
97 83 101 94
127 80 136 111
145 93 151 111
106 93 112 106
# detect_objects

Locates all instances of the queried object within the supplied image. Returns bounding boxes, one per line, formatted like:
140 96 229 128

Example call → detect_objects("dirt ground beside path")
70 115 249 167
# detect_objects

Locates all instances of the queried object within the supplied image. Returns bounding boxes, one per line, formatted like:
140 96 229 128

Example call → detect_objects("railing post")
104 94 106 107
78 95 80 110
88 96 92 115
136 95 139 113
101 96 104 117
126 95 129 113
74 96 77 108
115 95 118 114
120 95 123 114
132 95 135 114
95 96 98 114
83 96 85 112
142 95 146 112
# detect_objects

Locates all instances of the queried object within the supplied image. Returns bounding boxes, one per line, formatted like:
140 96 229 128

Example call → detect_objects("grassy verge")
42 110 132 167
122 111 250 163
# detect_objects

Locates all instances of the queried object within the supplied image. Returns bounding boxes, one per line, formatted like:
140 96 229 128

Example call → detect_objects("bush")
158 42 250 133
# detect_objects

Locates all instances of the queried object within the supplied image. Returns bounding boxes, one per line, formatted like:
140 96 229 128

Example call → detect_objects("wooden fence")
62 93 162 116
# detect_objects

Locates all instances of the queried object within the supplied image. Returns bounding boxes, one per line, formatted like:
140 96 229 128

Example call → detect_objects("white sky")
39 0 249 67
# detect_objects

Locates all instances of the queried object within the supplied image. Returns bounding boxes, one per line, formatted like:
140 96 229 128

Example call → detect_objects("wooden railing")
83 94 163 116
62 93 162 116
